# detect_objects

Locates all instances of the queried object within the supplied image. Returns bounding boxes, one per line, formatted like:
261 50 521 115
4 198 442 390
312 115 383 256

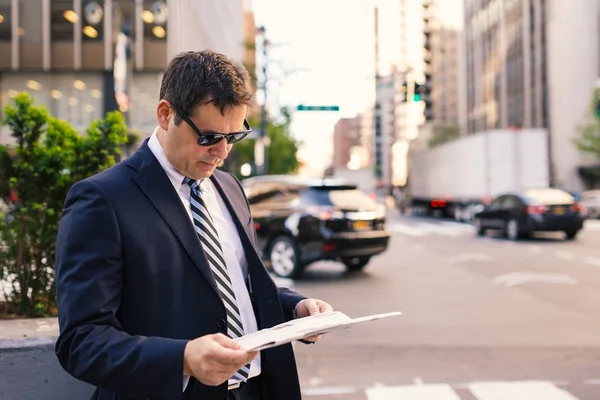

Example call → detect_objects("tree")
428 124 461 148
228 107 300 179
0 93 128 317
574 90 600 159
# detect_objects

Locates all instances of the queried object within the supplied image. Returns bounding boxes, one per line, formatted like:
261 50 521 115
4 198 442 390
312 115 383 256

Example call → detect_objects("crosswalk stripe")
366 384 462 400
468 381 580 400
585 220 600 231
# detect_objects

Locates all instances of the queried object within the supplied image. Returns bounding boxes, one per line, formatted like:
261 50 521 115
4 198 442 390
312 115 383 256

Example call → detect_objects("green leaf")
0 92 128 317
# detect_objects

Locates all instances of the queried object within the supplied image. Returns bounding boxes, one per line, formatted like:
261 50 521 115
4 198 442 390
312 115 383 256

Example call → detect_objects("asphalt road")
292 212 600 399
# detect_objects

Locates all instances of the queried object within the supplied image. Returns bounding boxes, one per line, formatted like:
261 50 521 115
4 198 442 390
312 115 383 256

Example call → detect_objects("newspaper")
234 311 402 351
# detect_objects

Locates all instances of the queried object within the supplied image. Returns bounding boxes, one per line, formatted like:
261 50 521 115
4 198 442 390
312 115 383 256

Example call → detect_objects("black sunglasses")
180 114 253 146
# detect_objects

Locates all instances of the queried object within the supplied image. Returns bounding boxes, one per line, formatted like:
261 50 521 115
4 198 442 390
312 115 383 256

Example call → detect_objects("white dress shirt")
148 129 261 390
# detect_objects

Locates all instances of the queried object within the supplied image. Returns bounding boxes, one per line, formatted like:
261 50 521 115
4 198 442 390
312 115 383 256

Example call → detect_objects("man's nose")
209 137 229 159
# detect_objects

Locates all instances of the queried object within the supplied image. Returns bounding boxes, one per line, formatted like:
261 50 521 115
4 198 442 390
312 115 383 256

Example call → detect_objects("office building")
464 0 600 190
0 0 246 144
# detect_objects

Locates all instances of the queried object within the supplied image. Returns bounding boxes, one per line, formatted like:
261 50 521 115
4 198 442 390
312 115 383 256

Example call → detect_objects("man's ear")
156 100 172 130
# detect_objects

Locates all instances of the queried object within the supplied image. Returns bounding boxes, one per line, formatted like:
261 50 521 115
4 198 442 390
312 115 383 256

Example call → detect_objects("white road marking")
494 271 578 287
308 377 323 386
390 224 428 236
447 253 494 264
388 220 474 237
529 245 543 254
469 380 580 400
366 384 461 400
302 386 357 396
555 251 576 260
584 257 600 267
584 379 600 385
585 219 600 231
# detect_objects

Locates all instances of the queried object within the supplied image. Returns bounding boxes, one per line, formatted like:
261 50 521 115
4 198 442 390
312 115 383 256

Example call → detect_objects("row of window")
0 0 167 42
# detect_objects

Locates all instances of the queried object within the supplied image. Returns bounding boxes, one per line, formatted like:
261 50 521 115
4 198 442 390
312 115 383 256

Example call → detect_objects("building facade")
0 0 246 144
332 116 361 169
464 0 600 190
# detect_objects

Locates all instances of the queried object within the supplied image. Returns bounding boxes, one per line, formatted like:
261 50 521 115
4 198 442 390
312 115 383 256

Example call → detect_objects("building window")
81 1 104 41
52 0 76 41
19 0 43 44
143 0 167 40
0 0 12 41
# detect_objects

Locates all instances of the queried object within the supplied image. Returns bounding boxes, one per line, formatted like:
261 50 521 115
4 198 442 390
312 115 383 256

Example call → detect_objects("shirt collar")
147 127 207 193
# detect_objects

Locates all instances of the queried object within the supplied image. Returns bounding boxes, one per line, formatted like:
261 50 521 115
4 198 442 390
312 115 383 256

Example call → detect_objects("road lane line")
494 272 578 287
389 224 428 236
529 245 543 254
469 381 580 400
447 253 494 264
366 384 461 400
302 386 357 396
555 251 575 260
584 257 600 267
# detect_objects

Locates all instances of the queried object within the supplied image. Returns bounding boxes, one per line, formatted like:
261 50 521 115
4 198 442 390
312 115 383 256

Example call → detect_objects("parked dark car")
242 175 390 278
473 188 585 240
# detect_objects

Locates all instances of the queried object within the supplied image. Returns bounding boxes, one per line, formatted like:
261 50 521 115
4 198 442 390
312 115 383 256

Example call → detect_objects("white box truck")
408 129 550 221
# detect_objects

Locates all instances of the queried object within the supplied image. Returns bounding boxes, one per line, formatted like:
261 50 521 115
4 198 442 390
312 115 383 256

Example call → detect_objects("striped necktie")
184 178 250 382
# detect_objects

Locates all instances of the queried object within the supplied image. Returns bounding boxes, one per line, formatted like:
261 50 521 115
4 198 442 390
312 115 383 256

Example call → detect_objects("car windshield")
522 189 575 205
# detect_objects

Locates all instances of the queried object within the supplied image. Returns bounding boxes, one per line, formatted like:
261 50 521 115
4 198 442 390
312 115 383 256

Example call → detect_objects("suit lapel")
127 143 220 297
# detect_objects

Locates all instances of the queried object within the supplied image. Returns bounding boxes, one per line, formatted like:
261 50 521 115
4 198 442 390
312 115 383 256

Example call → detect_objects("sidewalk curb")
0 336 57 350
0 317 59 351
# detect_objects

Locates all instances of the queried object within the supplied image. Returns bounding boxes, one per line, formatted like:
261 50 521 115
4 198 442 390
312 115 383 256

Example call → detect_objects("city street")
293 211 600 399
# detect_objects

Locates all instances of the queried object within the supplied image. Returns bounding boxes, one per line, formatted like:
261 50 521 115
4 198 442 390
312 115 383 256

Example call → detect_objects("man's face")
156 102 247 180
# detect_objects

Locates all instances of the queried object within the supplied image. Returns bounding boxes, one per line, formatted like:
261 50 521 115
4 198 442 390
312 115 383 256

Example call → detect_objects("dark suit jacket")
55 141 306 400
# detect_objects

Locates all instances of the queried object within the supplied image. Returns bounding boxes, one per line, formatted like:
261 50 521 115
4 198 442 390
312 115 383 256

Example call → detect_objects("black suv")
242 175 390 279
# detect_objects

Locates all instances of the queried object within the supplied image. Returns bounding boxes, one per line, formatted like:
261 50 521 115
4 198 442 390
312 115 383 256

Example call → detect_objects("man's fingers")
319 302 333 313
304 334 322 342
305 301 321 315
212 333 242 350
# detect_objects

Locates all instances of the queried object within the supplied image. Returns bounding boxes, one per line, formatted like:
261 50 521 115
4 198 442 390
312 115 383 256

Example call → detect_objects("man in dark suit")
55 50 332 400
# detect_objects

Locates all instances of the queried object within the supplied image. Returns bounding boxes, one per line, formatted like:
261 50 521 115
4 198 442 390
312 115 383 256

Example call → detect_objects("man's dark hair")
159 50 253 125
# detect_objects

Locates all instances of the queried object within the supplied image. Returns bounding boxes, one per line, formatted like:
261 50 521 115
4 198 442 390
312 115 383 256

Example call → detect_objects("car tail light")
526 205 549 214
431 199 447 208
320 243 337 252
254 222 260 231
570 203 585 213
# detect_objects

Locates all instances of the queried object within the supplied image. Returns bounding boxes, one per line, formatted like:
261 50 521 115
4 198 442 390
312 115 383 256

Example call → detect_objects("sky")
251 0 389 175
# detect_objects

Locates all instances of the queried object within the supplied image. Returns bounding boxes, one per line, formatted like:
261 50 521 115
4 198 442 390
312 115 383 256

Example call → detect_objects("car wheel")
565 230 579 240
506 219 520 241
342 256 371 272
474 218 485 236
269 236 303 279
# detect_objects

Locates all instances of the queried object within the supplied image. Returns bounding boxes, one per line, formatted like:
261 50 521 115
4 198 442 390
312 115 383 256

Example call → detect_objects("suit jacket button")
217 319 226 328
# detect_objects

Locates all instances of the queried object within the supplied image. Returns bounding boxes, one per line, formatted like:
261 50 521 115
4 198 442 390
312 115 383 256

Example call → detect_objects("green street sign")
297 104 340 111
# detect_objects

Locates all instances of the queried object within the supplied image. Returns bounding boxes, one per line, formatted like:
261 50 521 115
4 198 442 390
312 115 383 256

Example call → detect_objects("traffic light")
422 77 433 121
413 83 422 102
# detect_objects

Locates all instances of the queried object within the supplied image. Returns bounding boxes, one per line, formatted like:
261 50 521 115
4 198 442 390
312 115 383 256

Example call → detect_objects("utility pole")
255 26 269 175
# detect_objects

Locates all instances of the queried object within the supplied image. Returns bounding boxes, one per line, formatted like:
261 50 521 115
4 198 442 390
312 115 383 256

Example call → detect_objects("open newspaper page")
235 311 401 351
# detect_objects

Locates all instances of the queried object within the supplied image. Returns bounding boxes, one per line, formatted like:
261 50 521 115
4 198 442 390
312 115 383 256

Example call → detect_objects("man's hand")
294 298 334 343
183 334 258 386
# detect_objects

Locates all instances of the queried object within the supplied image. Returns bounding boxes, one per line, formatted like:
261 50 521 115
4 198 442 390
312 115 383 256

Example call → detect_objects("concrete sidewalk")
0 317 59 349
